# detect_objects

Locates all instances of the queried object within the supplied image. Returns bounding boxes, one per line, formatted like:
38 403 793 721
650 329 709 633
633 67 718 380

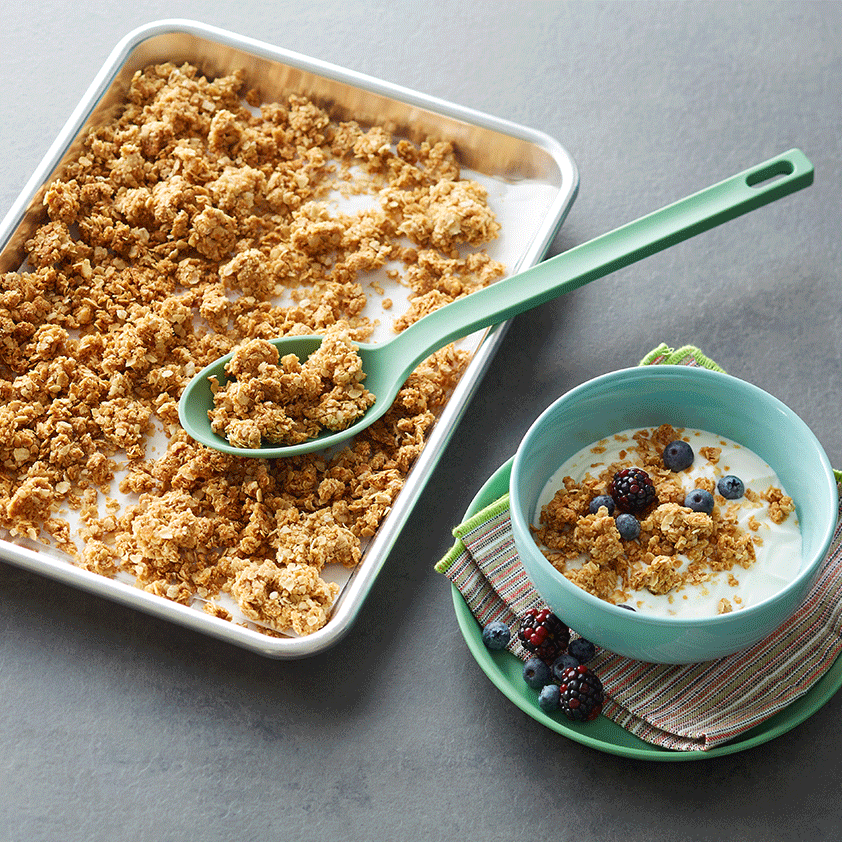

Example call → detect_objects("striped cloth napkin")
436 345 842 751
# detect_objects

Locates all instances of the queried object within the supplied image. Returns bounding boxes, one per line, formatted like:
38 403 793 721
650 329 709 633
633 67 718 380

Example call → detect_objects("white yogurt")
535 428 803 618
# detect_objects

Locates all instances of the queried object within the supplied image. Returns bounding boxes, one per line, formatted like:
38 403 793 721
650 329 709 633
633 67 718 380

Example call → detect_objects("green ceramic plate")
451 457 842 760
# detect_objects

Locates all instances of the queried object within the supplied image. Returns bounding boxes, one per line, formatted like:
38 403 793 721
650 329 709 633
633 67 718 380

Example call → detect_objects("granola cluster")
532 424 795 612
0 61 504 636
208 327 375 448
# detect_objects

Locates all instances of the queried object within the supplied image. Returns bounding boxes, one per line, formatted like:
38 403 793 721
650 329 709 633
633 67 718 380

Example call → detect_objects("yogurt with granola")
532 424 802 618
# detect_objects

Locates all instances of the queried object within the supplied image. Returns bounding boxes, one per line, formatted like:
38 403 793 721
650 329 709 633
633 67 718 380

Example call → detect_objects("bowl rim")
509 365 839 630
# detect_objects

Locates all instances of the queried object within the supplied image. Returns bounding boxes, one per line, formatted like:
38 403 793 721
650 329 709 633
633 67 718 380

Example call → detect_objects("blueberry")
551 653 579 681
617 603 636 611
615 512 640 540
589 494 615 515
538 683 561 712
718 475 745 500
522 657 552 689
481 620 511 650
684 488 715 514
663 440 694 472
568 637 596 664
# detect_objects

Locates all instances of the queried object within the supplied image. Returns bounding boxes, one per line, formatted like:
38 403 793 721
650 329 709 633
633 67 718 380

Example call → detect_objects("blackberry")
589 494 615 516
522 657 552 690
556 664 605 722
568 637 596 664
518 608 570 663
481 620 511 650
684 488 715 515
718 475 745 500
663 440 694 472
615 512 640 540
609 467 657 514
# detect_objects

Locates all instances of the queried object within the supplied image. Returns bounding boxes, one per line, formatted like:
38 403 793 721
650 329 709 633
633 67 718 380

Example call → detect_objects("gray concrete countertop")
1 2 840 839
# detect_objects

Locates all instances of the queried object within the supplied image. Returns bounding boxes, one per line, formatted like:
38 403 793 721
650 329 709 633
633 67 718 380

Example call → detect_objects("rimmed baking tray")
0 19 578 657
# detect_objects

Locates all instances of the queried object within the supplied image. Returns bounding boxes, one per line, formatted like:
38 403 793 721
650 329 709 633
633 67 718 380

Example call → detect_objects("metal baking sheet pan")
0 19 578 657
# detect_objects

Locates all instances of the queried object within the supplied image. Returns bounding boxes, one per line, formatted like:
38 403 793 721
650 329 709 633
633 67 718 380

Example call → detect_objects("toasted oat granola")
533 424 795 608
0 61 505 636
208 326 375 448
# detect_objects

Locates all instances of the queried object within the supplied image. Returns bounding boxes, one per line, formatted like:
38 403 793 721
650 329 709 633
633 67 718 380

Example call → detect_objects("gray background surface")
1 2 841 840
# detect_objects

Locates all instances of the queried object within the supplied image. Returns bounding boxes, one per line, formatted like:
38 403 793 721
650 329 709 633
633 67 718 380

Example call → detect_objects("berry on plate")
517 608 570 663
538 683 561 712
551 653 580 681
523 657 553 689
567 637 596 664
481 620 511 650
556 664 605 722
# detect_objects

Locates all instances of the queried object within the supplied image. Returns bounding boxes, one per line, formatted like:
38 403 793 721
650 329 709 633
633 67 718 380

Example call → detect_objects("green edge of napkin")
434 493 510 576
639 343 725 371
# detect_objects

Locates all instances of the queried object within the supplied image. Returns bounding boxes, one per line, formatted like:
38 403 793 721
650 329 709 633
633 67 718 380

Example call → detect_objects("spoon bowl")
178 335 406 457
179 149 814 458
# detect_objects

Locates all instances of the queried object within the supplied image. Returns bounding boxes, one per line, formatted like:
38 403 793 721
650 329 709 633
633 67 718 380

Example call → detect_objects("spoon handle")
388 148 813 373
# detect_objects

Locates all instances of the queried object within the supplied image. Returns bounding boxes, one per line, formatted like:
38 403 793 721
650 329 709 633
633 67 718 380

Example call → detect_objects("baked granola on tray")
0 61 504 636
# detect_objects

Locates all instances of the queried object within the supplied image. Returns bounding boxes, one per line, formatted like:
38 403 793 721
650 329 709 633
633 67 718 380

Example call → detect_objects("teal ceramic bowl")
509 366 838 664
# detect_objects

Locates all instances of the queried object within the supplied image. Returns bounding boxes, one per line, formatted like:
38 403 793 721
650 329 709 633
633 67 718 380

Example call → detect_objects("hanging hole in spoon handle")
746 158 797 188
735 148 813 205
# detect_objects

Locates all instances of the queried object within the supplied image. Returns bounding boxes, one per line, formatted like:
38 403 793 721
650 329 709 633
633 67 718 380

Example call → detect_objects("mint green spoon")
179 149 813 458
